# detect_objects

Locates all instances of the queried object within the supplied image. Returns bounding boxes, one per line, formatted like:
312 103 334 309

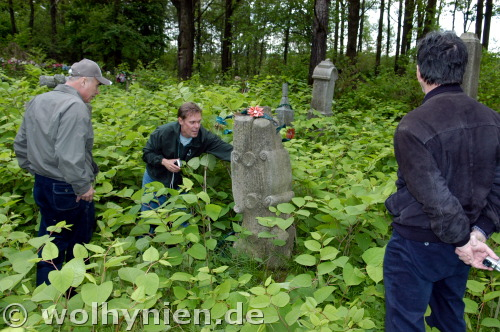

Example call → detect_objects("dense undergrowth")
0 54 499 331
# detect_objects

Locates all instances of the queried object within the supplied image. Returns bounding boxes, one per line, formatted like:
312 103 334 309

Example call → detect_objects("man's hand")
455 231 499 270
77 186 95 202
161 158 181 173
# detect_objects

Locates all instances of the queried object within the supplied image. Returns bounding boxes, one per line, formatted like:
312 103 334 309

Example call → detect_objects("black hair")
417 31 468 85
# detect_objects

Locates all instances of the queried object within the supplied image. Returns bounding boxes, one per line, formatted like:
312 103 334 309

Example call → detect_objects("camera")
175 159 182 167
483 257 500 271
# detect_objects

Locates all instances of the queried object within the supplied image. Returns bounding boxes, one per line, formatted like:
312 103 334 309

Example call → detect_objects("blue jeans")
383 230 470 332
141 170 168 212
34 174 95 286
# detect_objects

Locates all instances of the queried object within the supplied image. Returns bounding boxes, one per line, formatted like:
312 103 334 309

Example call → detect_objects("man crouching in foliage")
383 31 500 331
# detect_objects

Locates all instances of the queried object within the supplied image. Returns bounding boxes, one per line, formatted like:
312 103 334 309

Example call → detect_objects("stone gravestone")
460 32 482 100
310 59 338 117
39 74 67 88
275 83 294 126
231 107 295 268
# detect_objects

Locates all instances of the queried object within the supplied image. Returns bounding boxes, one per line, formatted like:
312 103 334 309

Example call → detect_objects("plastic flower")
248 106 264 117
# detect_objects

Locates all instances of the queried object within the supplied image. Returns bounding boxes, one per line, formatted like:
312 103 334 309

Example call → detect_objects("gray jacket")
14 84 97 195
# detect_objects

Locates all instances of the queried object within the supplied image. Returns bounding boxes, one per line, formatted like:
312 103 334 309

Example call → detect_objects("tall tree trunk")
221 0 234 74
346 0 360 61
451 0 458 31
171 0 196 80
401 0 415 55
340 0 346 55
394 0 403 73
195 0 202 72
416 0 424 40
308 0 331 85
333 0 340 59
422 0 437 38
357 0 365 52
482 0 492 49
283 4 292 65
475 0 484 40
29 0 35 34
8 0 17 34
386 0 392 57
375 0 385 74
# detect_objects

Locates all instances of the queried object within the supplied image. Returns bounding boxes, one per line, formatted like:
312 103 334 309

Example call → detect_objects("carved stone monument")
231 108 295 268
310 59 338 116
39 74 67 88
275 83 294 126
460 32 482 100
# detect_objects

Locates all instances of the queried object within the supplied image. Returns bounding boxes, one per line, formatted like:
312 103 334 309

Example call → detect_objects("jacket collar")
423 83 463 104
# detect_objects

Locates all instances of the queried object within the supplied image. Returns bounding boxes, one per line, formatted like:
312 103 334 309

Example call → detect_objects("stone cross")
275 83 294 126
231 107 295 268
460 32 482 100
310 59 338 116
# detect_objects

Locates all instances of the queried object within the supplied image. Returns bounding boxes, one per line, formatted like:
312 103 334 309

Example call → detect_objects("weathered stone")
310 59 338 116
39 74 67 88
231 112 295 268
275 83 294 126
460 32 482 100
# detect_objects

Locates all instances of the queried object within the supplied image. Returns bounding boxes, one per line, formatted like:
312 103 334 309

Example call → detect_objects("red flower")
248 106 264 117
286 128 295 139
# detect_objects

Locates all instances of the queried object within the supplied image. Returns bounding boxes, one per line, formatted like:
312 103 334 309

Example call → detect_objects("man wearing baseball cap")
14 58 111 289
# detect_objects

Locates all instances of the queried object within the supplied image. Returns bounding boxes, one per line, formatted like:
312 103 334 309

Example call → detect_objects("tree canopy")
0 0 497 82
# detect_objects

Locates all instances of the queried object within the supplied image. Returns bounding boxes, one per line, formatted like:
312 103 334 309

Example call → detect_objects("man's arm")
394 128 470 245
202 129 233 161
55 105 93 196
13 117 32 172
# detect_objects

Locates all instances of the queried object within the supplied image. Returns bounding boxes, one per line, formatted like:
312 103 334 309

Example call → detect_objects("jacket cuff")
453 233 470 247
473 216 496 238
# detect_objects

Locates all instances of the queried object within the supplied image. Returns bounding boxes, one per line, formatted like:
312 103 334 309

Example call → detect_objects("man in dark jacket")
142 102 232 212
383 31 500 332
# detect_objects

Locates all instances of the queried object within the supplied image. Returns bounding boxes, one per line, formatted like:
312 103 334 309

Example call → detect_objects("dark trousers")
34 174 95 286
383 230 470 332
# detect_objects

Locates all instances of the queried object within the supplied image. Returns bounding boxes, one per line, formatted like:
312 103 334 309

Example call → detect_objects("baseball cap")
69 59 112 85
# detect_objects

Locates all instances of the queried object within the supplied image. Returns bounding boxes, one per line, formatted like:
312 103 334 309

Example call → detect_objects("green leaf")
205 204 222 221
81 281 113 306
343 263 365 286
304 240 321 251
467 280 486 293
64 258 86 287
182 194 198 204
270 292 290 307
170 272 193 282
294 254 316 266
314 286 335 303
483 290 500 302
73 244 89 259
320 246 339 261
187 243 207 260
292 197 306 207
481 318 500 328
361 246 385 266
118 267 145 284
249 295 271 308
277 203 295 214
173 286 188 300
317 261 336 275
276 217 294 231
48 269 74 293
135 273 159 296
290 274 312 288
142 246 159 262
366 264 383 284
42 242 59 261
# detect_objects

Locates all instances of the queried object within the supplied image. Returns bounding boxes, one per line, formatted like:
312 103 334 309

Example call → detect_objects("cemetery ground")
1 57 499 331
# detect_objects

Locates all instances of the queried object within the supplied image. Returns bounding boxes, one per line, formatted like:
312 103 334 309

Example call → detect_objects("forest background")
1 0 500 331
